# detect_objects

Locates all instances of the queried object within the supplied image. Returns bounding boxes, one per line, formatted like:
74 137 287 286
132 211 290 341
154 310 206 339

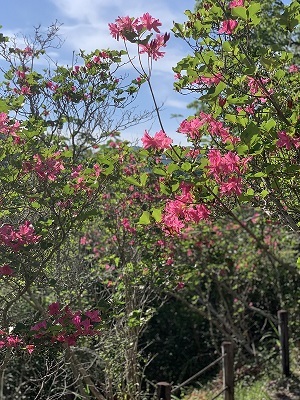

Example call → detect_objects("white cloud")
165 99 189 109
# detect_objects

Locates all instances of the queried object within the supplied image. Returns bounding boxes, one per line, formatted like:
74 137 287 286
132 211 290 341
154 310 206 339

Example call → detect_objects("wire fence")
156 310 290 400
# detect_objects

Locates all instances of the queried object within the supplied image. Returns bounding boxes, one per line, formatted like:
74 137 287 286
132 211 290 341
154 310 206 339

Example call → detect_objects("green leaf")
138 211 151 225
181 162 191 171
124 176 141 187
260 190 269 198
151 208 162 222
222 41 232 52
160 183 171 195
231 6 247 20
167 163 179 174
241 122 258 144
153 167 166 176
140 173 148 186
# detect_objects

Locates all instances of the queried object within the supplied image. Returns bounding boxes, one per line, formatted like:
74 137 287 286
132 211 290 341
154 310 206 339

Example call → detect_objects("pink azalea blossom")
220 176 243 196
138 13 161 32
6 335 22 347
0 264 14 276
141 130 173 150
0 221 41 251
139 33 170 60
276 131 300 150
162 184 210 234
31 320 47 332
16 70 26 80
33 153 65 181
218 19 238 35
48 302 61 316
229 0 244 8
178 117 205 140
108 16 139 40
288 64 299 73
26 344 35 354
85 310 101 322
196 73 223 87
23 46 34 56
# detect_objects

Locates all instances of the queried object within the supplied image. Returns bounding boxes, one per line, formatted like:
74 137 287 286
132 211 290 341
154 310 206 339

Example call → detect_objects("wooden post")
278 310 290 377
157 382 171 400
222 341 234 400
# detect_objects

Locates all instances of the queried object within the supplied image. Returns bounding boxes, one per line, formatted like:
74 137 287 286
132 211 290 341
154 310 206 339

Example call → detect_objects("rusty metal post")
222 341 234 400
157 382 171 400
278 310 290 377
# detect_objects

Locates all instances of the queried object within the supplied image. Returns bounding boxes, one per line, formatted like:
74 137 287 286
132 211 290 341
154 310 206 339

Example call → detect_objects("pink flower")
73 65 80 74
220 176 243 196
139 33 170 60
85 310 101 322
20 85 31 95
0 264 14 276
141 130 173 150
72 314 82 328
108 16 139 40
81 318 92 334
276 130 300 150
48 302 61 316
197 73 223 86
138 13 162 32
178 117 204 140
31 320 47 332
162 185 210 234
289 64 299 73
176 282 185 290
218 19 238 34
16 70 26 80
0 221 41 251
23 46 34 56
33 153 65 181
93 163 102 178
6 335 22 347
26 344 35 354
229 0 244 8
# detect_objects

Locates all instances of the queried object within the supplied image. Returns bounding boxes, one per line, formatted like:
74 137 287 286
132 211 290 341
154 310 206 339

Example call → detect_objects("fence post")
278 310 290 377
222 341 234 400
157 382 171 400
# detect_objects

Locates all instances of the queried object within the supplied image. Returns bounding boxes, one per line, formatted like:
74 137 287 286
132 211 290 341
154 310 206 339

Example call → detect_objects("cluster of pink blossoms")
289 64 299 73
229 0 244 7
22 153 65 182
162 183 210 235
178 112 239 144
218 19 238 35
0 112 21 144
109 14 170 60
194 73 223 87
217 0 243 35
247 76 272 100
31 303 101 347
276 131 300 150
0 264 14 276
207 149 251 196
0 221 41 252
141 130 173 150
0 331 23 349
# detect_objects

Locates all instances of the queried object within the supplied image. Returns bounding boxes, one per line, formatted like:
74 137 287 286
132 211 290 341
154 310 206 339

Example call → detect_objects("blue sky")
1 0 291 145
